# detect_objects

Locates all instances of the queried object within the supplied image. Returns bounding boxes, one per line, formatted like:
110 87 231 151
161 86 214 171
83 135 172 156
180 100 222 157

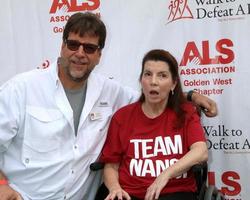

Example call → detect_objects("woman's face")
140 60 176 106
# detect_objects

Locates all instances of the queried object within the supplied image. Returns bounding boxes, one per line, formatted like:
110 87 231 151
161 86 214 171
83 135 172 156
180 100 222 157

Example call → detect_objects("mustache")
58 57 87 66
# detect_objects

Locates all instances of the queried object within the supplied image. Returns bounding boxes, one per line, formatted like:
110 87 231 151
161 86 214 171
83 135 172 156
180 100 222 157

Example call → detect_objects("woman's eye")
160 73 167 78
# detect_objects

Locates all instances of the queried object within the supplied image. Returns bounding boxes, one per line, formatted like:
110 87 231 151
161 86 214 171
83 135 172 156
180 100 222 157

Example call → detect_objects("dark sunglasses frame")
65 39 100 54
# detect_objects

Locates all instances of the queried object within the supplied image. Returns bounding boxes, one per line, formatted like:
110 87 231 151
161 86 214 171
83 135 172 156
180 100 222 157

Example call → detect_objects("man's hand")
0 185 22 200
192 92 218 117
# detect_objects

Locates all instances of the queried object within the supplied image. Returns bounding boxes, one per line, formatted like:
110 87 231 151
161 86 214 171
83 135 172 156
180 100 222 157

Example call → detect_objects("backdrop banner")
1 1 249 199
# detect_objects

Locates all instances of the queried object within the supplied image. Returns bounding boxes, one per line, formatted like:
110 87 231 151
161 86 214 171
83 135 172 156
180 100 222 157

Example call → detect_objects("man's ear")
61 41 66 49
60 41 66 56
96 50 102 64
98 49 102 57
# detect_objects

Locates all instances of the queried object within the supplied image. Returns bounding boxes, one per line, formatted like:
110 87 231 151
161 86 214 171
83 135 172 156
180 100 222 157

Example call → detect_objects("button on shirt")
0 62 138 200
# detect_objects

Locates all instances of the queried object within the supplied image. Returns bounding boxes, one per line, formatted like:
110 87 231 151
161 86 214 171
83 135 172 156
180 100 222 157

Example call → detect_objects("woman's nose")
150 75 158 85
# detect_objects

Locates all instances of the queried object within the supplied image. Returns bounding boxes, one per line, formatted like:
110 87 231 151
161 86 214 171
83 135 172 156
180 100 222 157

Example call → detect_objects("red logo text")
50 0 100 14
180 39 234 66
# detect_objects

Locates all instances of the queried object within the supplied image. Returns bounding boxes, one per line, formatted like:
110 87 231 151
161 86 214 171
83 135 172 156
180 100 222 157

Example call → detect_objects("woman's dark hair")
139 49 187 128
63 12 106 49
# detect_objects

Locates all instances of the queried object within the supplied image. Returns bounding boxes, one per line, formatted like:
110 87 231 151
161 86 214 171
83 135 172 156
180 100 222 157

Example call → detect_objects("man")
0 12 217 200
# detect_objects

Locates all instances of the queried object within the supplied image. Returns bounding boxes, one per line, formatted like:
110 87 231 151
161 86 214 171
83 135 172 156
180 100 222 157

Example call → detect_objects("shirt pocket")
22 106 64 165
81 107 113 155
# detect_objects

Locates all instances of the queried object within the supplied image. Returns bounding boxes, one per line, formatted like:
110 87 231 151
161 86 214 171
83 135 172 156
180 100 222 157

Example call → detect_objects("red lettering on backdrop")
207 171 216 185
50 0 70 13
221 171 241 196
50 15 70 22
208 171 241 196
216 39 234 64
69 0 100 12
50 0 100 14
180 39 234 66
202 41 214 64
180 41 203 66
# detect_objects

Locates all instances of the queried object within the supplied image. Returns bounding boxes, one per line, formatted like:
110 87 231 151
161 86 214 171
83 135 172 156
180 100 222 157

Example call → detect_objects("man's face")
59 32 101 87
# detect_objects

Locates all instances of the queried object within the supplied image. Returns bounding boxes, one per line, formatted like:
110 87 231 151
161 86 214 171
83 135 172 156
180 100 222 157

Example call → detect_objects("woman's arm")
145 141 208 200
104 163 131 200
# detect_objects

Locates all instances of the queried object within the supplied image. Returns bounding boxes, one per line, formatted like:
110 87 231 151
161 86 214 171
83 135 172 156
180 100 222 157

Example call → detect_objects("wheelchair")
90 162 224 200
192 163 224 200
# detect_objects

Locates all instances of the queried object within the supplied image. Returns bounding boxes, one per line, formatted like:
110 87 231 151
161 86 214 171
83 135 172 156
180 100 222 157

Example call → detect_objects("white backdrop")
1 0 250 199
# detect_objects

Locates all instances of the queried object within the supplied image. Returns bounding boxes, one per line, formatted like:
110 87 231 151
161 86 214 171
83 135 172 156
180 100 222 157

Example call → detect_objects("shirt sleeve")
100 115 123 163
111 79 139 112
185 106 206 147
0 80 22 153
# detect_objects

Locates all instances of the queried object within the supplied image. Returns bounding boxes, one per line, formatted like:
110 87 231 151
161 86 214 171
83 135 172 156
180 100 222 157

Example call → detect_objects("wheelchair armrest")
192 163 208 174
90 162 104 171
192 163 208 182
192 163 208 198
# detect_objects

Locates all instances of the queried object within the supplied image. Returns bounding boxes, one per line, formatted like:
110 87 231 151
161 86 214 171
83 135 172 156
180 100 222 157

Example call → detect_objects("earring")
171 89 174 95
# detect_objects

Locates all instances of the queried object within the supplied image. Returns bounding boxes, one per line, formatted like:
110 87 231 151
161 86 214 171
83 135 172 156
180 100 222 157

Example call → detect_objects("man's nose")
76 45 87 56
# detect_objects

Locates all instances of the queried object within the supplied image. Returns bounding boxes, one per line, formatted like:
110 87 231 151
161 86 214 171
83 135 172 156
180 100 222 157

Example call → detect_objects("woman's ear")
171 80 177 91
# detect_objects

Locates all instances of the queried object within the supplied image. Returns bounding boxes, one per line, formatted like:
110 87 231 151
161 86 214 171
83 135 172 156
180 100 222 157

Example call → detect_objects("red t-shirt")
101 101 206 199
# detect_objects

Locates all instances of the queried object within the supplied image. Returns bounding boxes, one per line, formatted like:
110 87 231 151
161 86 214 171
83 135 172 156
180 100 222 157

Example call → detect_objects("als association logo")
180 38 234 66
179 38 236 96
49 0 100 34
167 0 194 23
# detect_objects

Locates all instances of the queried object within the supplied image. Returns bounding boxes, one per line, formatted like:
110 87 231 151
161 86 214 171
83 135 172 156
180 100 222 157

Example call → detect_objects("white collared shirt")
0 62 139 200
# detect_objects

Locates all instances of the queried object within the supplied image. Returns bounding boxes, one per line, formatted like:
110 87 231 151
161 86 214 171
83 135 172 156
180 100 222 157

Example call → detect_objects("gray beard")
66 67 91 82
58 57 91 82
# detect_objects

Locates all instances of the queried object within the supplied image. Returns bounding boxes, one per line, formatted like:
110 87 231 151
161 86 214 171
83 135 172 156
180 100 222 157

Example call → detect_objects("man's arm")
185 90 218 117
0 170 22 200
0 82 24 200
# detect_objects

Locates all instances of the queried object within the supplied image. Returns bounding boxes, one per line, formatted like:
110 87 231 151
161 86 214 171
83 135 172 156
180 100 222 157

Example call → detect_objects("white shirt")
0 62 139 200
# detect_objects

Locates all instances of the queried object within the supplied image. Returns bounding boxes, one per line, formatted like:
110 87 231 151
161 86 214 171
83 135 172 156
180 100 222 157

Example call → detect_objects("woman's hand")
145 141 208 200
144 171 170 200
104 163 131 200
104 186 131 200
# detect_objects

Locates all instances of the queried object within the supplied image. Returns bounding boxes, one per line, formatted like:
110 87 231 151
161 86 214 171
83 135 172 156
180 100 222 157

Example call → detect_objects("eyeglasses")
65 39 100 54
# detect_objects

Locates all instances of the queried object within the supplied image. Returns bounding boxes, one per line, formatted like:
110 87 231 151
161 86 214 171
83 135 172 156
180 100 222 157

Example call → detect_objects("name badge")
90 112 102 121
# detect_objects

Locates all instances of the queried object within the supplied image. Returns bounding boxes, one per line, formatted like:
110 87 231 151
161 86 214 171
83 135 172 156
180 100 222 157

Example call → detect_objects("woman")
100 49 208 200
